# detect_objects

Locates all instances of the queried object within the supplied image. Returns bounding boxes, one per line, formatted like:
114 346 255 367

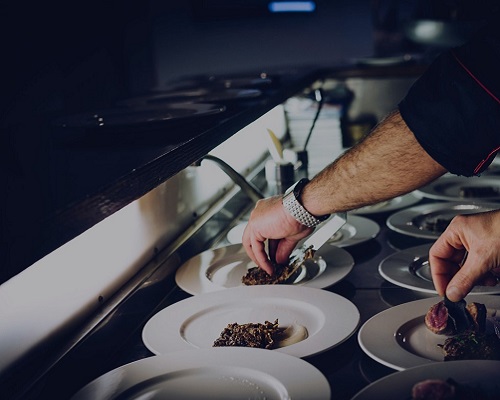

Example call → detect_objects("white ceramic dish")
349 193 421 215
175 243 354 295
142 285 360 359
71 347 331 400
357 294 500 371
386 201 500 239
352 360 500 400
416 175 500 202
326 215 379 247
378 243 500 295
227 215 379 247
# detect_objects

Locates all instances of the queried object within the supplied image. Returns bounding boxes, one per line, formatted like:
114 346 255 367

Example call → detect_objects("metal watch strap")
282 179 330 227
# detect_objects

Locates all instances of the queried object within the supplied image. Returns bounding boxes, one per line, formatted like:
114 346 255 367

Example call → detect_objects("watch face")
293 178 309 198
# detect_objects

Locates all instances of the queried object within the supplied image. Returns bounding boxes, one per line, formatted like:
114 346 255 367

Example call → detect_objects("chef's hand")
242 196 313 275
429 210 500 302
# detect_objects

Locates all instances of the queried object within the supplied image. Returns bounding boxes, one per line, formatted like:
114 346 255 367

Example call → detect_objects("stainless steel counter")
16 177 439 400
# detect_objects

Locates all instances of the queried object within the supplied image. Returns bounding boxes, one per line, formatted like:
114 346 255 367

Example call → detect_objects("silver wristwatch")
282 178 330 227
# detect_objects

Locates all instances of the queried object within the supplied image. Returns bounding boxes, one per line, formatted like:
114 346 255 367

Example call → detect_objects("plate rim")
71 347 331 400
142 285 360 359
378 243 500 295
416 176 500 202
386 201 500 239
175 243 354 295
351 359 500 400
357 294 500 371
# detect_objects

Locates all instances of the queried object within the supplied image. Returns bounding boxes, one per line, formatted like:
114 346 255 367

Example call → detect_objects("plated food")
212 319 308 350
241 247 315 286
357 295 500 370
351 360 500 400
142 285 360 358
175 243 354 295
378 243 500 295
386 202 499 239
424 298 500 362
71 347 331 400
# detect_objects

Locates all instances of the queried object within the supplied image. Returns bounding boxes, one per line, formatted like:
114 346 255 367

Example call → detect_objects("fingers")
429 239 464 297
268 239 278 264
429 256 460 297
242 224 274 275
445 251 492 301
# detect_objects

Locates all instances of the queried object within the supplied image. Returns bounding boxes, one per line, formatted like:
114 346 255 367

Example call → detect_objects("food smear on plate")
213 319 308 349
424 299 500 361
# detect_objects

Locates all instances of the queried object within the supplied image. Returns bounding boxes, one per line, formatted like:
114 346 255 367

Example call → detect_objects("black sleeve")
398 23 500 177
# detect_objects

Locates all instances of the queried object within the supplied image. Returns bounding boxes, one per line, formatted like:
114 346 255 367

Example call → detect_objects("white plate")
142 285 360 359
352 360 500 400
349 193 421 215
378 243 500 295
175 243 354 295
71 347 331 400
358 294 500 371
386 201 500 239
227 215 379 247
327 215 380 247
416 175 500 202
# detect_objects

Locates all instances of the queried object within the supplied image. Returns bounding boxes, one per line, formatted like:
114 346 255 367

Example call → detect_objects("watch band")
282 178 330 227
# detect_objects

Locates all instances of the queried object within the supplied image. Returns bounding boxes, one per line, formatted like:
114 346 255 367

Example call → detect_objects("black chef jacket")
399 22 500 177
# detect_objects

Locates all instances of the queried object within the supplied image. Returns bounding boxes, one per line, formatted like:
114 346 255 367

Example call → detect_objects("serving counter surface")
13 182 444 400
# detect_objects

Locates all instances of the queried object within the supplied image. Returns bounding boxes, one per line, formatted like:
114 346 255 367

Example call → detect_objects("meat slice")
425 301 455 335
411 379 456 400
424 298 479 336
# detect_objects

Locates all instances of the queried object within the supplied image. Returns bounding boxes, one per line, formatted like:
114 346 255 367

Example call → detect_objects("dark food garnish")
213 319 285 349
241 247 315 286
438 331 500 362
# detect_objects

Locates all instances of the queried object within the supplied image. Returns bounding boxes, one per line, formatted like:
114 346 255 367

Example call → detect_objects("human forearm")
300 110 447 216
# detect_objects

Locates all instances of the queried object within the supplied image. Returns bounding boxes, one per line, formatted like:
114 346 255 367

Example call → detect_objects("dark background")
1 0 495 283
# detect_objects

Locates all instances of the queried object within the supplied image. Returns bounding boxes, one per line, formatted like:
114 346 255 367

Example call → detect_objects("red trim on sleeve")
474 146 500 174
452 51 500 174
452 51 500 105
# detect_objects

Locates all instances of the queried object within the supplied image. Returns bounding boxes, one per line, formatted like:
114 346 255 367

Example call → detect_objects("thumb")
445 253 485 301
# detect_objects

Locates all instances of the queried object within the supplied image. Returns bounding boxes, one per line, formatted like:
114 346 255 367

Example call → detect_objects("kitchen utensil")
291 212 347 264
